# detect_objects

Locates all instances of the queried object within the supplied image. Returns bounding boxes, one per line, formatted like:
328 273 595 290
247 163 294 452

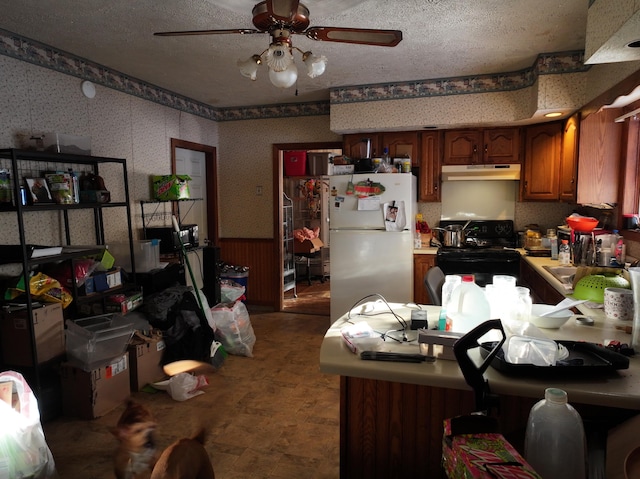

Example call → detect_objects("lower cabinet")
414 254 437 304
519 258 565 304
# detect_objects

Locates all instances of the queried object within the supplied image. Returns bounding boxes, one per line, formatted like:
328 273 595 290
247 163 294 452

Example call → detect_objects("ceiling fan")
154 0 403 88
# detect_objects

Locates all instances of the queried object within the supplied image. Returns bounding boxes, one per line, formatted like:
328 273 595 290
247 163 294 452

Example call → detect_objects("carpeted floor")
283 279 329 316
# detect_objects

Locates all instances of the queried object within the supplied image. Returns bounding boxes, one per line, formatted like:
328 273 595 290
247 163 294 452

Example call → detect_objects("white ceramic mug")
604 287 634 321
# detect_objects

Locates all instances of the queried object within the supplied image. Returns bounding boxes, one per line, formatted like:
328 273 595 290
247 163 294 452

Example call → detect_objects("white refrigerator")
329 173 416 322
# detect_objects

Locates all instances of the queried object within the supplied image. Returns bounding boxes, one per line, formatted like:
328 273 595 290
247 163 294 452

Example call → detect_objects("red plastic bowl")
566 216 599 232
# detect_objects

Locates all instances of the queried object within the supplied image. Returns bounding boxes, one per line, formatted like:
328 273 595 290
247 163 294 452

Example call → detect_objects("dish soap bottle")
525 388 586 479
558 239 571 266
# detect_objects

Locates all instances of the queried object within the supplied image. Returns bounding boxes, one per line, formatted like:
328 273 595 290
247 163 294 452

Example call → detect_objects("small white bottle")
525 388 586 479
558 239 571 266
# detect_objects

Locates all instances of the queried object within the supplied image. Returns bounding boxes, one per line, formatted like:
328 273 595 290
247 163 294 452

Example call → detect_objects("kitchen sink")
543 265 577 286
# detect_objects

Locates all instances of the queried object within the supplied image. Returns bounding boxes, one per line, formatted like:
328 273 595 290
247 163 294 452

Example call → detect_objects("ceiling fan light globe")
237 55 261 80
269 62 298 88
303 53 327 78
265 43 293 71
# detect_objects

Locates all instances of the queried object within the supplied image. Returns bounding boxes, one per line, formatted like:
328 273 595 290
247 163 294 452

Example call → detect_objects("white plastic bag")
220 280 246 303
0 371 56 479
211 300 256 357
152 373 209 401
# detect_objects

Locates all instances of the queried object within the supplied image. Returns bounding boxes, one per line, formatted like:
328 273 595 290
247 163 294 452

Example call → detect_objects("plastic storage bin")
284 151 307 176
109 240 160 273
65 314 134 371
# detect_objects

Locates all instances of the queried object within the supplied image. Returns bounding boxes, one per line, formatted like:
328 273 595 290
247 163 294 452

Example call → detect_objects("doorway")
171 138 218 290
273 142 342 314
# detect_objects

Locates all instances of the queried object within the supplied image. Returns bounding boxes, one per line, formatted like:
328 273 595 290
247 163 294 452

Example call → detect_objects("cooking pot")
434 221 470 248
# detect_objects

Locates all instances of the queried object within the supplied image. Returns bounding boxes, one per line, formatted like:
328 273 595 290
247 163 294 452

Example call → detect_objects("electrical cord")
346 293 421 343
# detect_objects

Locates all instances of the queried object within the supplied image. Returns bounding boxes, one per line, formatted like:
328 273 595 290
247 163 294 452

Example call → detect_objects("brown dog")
112 400 160 479
150 427 215 479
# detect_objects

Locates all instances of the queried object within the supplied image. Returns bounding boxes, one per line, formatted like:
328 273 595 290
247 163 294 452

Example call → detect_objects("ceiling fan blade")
154 28 261 37
266 0 300 23
306 27 402 47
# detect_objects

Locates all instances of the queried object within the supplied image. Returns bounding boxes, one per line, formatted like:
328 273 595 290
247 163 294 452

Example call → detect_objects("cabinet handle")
484 144 488 154
473 145 477 153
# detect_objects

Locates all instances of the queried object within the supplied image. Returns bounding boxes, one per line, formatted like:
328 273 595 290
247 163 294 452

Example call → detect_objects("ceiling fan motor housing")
252 1 310 33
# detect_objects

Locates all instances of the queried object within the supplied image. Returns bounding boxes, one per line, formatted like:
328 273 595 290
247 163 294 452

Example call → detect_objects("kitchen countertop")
320 301 640 410
413 246 438 254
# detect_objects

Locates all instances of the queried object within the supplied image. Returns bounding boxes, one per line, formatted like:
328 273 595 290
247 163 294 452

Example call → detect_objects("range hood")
441 164 521 181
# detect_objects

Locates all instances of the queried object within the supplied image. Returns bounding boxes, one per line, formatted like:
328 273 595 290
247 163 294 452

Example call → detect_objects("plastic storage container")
524 388 586 479
65 314 134 371
446 275 490 333
109 240 160 273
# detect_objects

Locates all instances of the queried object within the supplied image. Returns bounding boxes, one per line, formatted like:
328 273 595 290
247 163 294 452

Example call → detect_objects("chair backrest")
424 266 445 306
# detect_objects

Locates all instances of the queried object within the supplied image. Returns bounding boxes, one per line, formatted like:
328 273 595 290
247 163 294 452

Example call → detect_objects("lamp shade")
237 55 261 80
265 43 293 72
269 62 298 88
303 53 327 78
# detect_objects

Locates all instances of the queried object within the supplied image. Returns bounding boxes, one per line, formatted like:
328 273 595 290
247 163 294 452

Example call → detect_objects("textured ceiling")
0 0 589 109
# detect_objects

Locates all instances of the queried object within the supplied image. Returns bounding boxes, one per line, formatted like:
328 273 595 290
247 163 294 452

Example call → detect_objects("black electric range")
435 220 520 286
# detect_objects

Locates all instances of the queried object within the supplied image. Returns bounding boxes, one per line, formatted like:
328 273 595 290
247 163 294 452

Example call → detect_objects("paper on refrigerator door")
384 201 406 231
357 195 381 211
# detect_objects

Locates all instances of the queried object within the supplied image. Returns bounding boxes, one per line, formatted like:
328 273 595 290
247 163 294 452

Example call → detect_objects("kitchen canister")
604 287 634 321
628 267 640 349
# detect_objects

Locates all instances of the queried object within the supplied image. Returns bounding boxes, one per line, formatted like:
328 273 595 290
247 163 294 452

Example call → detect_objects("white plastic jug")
525 388 586 479
446 275 490 333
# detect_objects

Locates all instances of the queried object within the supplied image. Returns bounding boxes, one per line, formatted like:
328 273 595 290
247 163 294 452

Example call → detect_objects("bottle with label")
558 239 571 266
524 388 586 479
382 147 391 166
68 168 80 204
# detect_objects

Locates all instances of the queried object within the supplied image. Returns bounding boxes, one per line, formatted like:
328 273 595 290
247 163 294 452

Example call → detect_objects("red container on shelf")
283 151 307 176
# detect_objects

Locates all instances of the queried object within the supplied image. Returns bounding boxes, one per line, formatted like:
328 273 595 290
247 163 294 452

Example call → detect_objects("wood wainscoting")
218 237 278 309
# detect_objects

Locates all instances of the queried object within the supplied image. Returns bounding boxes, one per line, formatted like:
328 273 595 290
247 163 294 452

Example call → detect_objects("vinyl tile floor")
43 310 339 479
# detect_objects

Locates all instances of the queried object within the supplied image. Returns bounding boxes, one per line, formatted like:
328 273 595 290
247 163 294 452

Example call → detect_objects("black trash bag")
143 285 214 365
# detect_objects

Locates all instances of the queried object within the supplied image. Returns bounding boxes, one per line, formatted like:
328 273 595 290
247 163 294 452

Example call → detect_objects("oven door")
436 249 520 287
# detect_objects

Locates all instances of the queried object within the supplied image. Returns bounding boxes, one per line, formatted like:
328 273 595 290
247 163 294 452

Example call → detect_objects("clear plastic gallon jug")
446 275 490 333
524 388 586 479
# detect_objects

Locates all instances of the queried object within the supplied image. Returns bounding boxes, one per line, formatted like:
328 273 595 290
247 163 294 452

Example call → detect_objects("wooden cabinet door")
414 254 437 304
342 133 381 159
483 128 520 164
577 108 623 205
382 131 419 166
522 122 562 201
419 131 441 202
559 114 579 203
443 130 483 164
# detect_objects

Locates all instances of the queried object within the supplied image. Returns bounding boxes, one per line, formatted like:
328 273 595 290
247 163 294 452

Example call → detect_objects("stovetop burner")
437 219 517 249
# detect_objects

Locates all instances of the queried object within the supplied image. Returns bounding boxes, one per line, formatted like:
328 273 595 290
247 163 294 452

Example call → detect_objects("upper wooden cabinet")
443 128 520 165
522 121 562 201
577 108 623 206
381 131 420 166
559 113 579 203
342 133 381 159
419 131 441 202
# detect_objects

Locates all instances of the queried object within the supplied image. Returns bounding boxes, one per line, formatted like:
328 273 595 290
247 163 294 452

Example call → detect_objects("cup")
604 287 634 321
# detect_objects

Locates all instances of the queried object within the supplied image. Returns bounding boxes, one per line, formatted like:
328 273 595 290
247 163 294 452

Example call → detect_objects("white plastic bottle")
524 388 586 479
446 275 490 333
439 275 461 330
558 239 571 266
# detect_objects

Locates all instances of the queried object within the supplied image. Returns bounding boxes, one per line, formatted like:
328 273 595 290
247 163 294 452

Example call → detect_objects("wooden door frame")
273 141 342 311
171 138 219 246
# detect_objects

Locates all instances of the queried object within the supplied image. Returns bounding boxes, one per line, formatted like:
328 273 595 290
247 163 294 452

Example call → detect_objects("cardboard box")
418 329 463 360
152 174 191 200
128 335 166 391
329 164 355 175
105 291 143 314
1 303 65 366
294 237 324 254
84 267 122 295
60 353 130 419
443 417 541 478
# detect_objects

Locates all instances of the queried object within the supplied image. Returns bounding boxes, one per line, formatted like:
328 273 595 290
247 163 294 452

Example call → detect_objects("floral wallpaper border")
0 28 587 122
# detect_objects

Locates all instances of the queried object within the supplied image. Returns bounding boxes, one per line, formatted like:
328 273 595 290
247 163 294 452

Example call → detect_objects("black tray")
479 340 629 377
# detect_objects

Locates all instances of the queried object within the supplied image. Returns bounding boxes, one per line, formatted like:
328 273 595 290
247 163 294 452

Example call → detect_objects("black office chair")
424 266 445 306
